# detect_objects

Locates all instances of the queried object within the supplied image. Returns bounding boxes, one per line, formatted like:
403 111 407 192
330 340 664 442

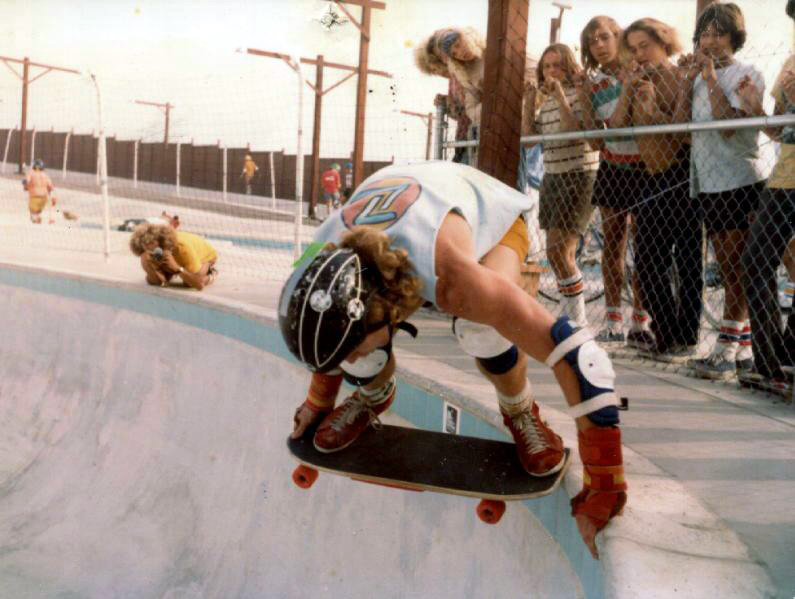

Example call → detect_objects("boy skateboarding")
279 161 627 558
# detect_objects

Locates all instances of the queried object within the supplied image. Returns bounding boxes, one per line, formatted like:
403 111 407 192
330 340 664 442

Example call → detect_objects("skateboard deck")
287 423 570 523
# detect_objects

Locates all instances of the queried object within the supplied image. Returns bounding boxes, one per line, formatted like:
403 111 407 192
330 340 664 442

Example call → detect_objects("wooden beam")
0 55 80 74
337 0 386 9
477 0 528 186
400 109 429 121
320 71 357 97
0 59 22 80
246 48 390 78
28 67 53 84
333 1 369 40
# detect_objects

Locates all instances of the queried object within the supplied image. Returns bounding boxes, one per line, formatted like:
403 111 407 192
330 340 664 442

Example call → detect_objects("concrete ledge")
0 259 777 599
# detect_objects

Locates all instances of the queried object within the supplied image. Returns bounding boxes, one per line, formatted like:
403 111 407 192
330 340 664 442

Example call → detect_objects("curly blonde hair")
129 224 177 256
414 27 485 78
328 227 424 328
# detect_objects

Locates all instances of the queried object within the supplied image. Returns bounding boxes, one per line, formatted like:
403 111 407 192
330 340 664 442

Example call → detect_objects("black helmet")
278 246 384 372
33 159 45 170
788 0 795 19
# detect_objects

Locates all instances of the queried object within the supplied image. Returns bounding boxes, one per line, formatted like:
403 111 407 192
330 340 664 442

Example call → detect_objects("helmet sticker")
309 289 332 312
346 298 365 321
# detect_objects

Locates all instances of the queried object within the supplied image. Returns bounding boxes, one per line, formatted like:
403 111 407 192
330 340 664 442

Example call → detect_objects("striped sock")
630 309 651 332
558 272 586 326
737 320 753 361
606 307 623 332
360 376 396 406
713 319 742 361
784 282 794 309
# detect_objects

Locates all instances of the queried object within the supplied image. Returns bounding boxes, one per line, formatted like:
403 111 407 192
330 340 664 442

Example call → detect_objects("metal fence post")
222 146 228 201
62 130 71 180
90 74 111 261
176 142 181 197
2 127 15 173
293 54 305 261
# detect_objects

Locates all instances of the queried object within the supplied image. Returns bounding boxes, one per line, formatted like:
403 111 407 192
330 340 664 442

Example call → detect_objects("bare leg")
712 229 749 322
545 228 580 280
600 207 630 309
477 245 529 396
783 239 795 281
434 213 594 432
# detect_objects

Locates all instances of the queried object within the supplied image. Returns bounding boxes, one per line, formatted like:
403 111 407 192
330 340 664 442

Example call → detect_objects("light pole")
550 0 573 44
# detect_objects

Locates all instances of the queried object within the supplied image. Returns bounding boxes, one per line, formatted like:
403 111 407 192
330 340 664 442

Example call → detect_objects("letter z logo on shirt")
342 177 421 231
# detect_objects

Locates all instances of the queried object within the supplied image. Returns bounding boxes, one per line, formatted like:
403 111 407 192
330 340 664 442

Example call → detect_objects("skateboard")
287 423 570 524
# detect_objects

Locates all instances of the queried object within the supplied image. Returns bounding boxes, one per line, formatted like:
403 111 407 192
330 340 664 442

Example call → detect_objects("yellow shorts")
29 195 47 214
497 217 529 262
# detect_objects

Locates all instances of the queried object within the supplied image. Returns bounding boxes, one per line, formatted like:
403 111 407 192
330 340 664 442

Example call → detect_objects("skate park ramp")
0 268 586 599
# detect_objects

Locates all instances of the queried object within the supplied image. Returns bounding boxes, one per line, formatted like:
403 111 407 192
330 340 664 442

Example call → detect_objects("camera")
152 247 164 262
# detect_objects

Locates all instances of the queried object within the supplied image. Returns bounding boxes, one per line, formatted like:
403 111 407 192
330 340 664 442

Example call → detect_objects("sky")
0 0 791 163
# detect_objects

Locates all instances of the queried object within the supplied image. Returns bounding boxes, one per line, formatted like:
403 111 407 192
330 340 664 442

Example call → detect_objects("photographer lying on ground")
129 223 218 291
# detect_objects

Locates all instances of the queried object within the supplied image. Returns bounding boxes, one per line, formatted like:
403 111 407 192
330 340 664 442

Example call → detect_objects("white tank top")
313 161 532 304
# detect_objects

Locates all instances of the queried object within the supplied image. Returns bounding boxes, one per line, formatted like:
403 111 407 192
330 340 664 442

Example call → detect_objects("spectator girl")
576 16 653 347
612 18 705 363
734 0 795 396
523 43 599 327
676 2 770 380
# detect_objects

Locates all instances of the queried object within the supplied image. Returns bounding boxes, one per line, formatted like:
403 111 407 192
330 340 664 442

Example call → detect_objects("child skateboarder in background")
24 159 55 224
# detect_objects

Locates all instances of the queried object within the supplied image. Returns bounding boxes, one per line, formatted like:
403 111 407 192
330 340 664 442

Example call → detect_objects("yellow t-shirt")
173 232 217 274
243 159 258 180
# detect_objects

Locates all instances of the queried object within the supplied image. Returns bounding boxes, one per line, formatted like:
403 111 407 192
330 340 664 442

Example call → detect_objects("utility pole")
549 0 572 44
400 110 434 160
0 55 80 173
478 0 529 186
334 0 386 189
245 47 390 219
135 100 173 144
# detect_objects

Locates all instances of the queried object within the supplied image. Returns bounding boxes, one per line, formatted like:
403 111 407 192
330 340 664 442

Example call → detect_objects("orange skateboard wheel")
476 499 506 524
293 465 319 489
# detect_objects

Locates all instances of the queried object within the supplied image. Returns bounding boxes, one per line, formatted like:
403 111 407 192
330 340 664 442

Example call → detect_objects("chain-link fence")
439 7 794 399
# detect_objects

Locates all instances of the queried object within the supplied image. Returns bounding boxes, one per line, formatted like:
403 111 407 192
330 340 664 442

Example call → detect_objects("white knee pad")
545 326 619 420
453 317 513 358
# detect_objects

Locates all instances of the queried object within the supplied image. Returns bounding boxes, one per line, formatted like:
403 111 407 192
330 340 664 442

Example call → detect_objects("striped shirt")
535 86 599 174
590 71 642 164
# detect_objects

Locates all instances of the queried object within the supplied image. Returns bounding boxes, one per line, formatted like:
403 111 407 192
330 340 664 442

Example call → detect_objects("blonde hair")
580 16 623 73
331 227 424 327
129 224 177 256
621 18 683 59
537 43 582 86
415 27 485 89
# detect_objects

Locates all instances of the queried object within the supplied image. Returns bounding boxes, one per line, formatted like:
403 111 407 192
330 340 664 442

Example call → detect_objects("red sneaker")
501 402 565 477
313 388 395 453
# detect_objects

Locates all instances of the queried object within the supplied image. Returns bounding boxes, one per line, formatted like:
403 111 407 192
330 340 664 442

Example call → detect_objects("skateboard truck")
292 463 509 524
